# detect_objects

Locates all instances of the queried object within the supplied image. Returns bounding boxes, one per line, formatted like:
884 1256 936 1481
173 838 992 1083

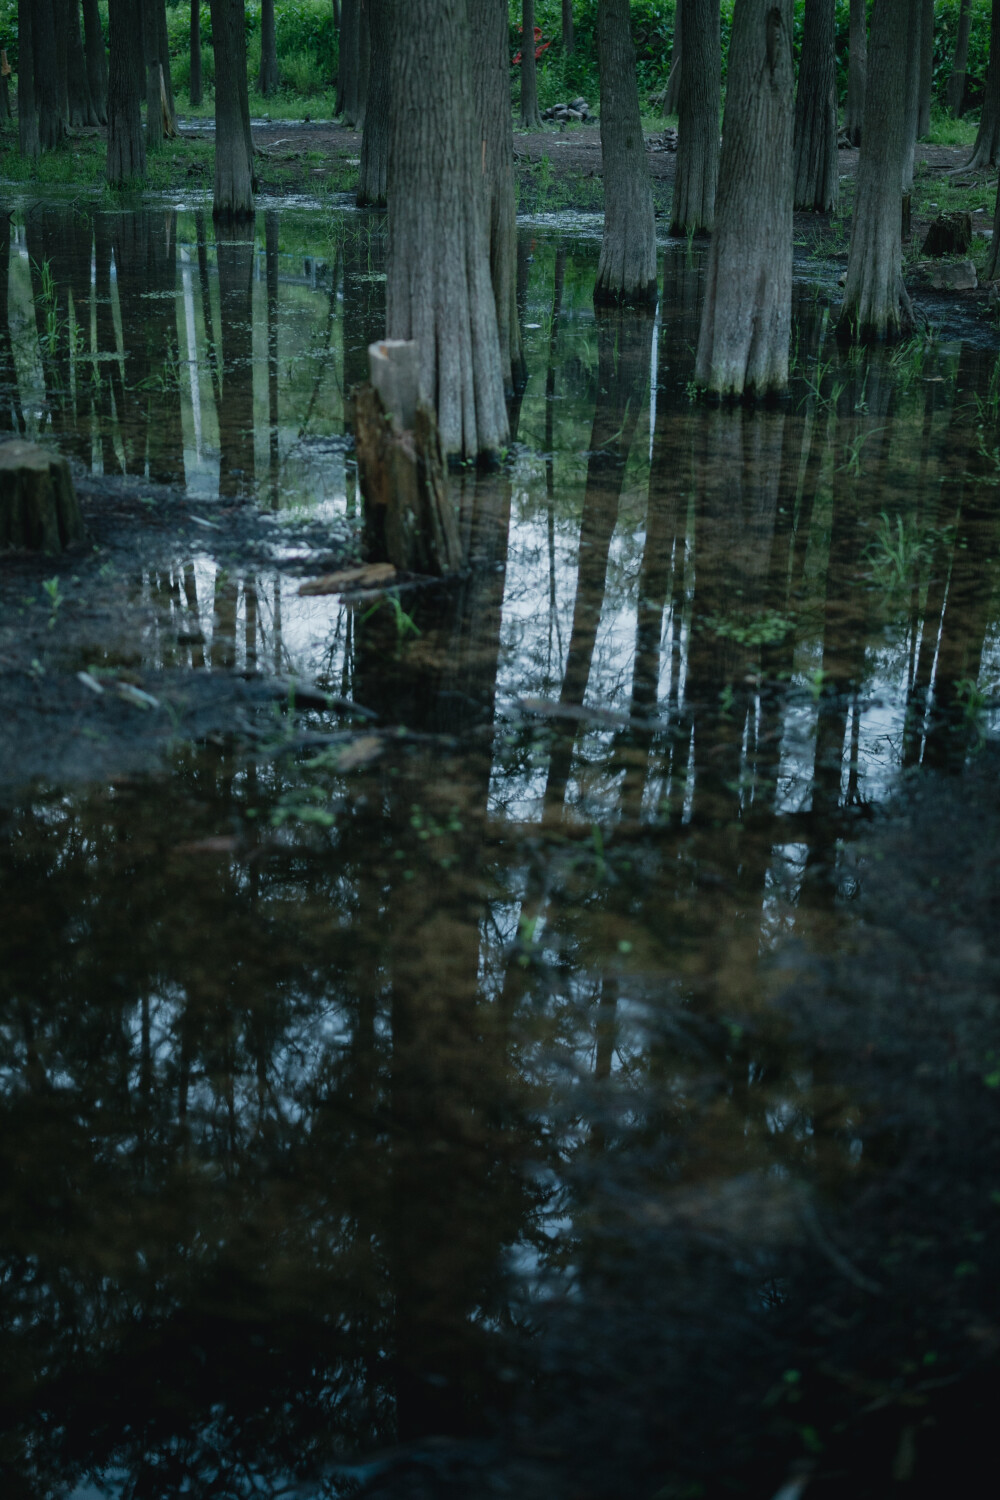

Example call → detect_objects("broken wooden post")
353 340 464 576
0 440 84 552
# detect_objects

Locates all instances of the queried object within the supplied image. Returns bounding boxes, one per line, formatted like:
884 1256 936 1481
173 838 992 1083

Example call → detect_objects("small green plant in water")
361 593 421 639
866 510 928 592
704 610 795 647
42 576 63 628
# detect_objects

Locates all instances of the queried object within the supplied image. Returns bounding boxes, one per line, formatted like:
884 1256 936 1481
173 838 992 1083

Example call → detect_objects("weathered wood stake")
354 340 464 576
0 440 84 552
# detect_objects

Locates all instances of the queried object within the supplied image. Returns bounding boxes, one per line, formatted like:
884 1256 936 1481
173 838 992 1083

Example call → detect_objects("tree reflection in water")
1 215 1000 1499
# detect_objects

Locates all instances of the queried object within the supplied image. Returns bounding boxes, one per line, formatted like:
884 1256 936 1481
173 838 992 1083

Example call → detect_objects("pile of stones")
542 97 590 123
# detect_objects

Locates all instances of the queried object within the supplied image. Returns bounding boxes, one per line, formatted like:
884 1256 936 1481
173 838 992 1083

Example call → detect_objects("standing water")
1 204 999 1499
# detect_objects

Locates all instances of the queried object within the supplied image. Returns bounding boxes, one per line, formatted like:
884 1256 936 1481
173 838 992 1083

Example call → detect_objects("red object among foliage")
513 26 551 64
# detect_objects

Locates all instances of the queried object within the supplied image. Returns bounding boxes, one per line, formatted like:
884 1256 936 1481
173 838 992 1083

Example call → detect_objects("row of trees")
10 4 1000 458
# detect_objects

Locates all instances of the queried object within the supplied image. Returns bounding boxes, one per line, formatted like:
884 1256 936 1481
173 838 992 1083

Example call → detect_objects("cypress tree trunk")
845 0 867 144
17 0 40 159
594 0 657 304
34 0 64 149
967 0 1000 168
156 0 177 130
143 0 163 150
65 0 97 126
839 0 915 341
386 0 508 458
793 0 838 211
469 0 524 394
337 0 360 121
664 1 681 115
902 0 922 189
82 0 109 123
563 0 574 54
54 0 69 124
356 0 370 127
694 0 794 397
670 0 721 236
917 0 934 137
190 0 202 105
521 0 542 126
210 0 256 217
259 0 279 96
358 0 388 205
106 0 146 184
947 0 972 114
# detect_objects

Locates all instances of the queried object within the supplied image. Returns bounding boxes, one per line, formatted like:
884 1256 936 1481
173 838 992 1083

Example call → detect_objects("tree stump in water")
0 441 84 552
354 341 464 576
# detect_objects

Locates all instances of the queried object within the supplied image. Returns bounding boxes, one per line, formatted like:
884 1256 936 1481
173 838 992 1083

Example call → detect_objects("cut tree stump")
354 340 463 576
0 440 84 552
922 212 973 257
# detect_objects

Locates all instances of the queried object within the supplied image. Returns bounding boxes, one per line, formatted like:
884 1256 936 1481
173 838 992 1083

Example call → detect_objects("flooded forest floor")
2 118 1000 1500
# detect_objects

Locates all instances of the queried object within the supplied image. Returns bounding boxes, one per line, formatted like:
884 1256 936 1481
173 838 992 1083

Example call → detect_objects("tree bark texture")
259 0 280 95
81 0 108 123
947 0 972 114
917 0 934 137
358 0 389 204
17 0 40 159
53 0 69 123
521 0 543 126
469 0 524 394
386 0 509 458
670 0 721 235
595 0 657 304
793 0 838 211
156 0 177 129
210 0 257 216
33 0 64 149
143 0 163 150
839 0 916 340
338 0 362 123
107 0 146 184
968 0 1000 168
190 0 202 105
845 0 867 143
902 0 922 189
358 0 370 126
563 0 574 53
694 0 794 396
65 0 97 126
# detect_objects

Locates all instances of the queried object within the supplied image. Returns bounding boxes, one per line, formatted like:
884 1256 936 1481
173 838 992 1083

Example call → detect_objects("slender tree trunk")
333 0 340 25
917 0 934 136
469 0 524 394
664 0 682 115
670 0 721 235
845 0 867 144
338 0 360 120
143 0 163 150
694 0 794 396
190 0 202 105
210 0 256 217
967 0 1000 169
17 0 40 159
63 0 96 125
156 0 177 129
358 0 388 204
793 0 838 211
947 0 972 114
595 0 657 304
357 0 370 127
259 0 279 95
902 0 922 188
106 0 146 184
839 0 915 341
82 0 109 123
34 0 64 149
521 0 543 126
53 0 69 124
563 0 574 54
386 0 508 458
